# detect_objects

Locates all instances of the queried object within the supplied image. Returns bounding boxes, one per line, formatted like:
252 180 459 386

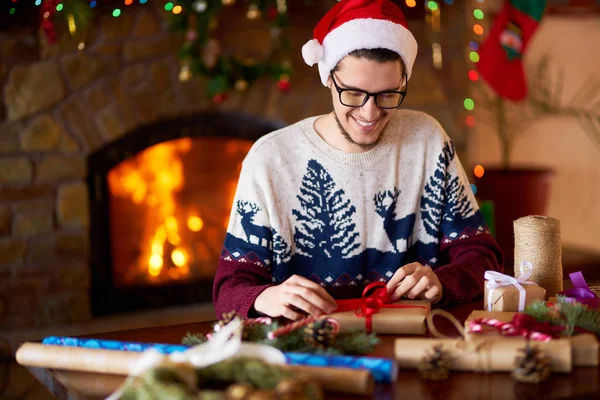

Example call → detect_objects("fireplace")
88 112 283 316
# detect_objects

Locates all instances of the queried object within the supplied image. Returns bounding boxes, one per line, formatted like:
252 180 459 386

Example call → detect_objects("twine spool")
514 216 563 297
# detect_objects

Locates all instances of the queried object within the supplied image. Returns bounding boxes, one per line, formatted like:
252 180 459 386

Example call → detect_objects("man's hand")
386 262 443 303
254 275 338 320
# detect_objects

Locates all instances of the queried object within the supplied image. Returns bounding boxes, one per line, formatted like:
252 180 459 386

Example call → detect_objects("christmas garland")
35 0 293 102
182 311 380 355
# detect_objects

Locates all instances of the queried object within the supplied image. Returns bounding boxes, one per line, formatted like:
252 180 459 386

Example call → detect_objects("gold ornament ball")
235 80 249 91
225 383 254 400
247 5 261 20
179 65 191 82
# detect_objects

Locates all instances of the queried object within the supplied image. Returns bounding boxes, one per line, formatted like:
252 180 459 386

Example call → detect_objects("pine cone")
303 318 337 349
512 344 552 383
418 345 452 381
225 383 254 400
215 311 238 331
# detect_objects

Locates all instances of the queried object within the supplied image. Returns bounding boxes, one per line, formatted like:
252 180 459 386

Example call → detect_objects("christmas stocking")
476 0 546 101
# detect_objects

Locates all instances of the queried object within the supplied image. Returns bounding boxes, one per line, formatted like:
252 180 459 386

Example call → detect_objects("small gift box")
464 310 599 367
330 299 431 334
483 268 546 312
328 283 431 334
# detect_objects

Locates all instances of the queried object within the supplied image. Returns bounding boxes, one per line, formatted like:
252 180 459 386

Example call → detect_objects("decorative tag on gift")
330 282 431 334
484 262 546 312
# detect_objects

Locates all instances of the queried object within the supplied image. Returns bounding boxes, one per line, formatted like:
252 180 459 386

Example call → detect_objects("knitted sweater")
213 110 503 317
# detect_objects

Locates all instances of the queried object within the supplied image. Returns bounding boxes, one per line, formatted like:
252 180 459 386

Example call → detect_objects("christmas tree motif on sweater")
373 187 416 253
272 228 292 264
236 200 272 248
443 176 475 223
293 159 360 260
420 141 455 238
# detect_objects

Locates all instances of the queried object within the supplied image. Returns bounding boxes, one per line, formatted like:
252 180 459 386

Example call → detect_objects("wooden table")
24 300 600 400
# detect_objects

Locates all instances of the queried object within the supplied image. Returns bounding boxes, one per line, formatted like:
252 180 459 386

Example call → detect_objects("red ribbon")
334 282 429 333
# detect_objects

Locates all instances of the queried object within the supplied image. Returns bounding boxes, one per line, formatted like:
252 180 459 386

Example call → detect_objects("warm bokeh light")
474 165 485 178
171 249 187 267
468 70 479 81
405 0 416 7
473 24 484 35
148 254 163 276
466 115 477 128
173 5 182 14
187 216 204 232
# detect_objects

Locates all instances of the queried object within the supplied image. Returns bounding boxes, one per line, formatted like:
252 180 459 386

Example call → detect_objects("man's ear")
326 75 332 88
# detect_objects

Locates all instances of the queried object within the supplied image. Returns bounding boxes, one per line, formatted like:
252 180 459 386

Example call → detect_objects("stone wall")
0 3 469 332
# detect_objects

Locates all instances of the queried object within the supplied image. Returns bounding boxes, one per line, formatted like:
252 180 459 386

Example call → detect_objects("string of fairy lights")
6 0 489 125
467 0 487 186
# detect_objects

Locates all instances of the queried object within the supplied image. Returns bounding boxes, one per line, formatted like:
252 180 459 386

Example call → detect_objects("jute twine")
514 215 563 297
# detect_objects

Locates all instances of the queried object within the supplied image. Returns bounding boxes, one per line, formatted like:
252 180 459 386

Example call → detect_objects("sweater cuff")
238 283 275 319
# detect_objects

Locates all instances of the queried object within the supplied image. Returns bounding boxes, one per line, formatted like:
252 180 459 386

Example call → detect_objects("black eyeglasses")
330 72 408 109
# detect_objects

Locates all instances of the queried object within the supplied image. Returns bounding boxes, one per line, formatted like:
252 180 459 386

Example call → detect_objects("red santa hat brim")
305 17 418 86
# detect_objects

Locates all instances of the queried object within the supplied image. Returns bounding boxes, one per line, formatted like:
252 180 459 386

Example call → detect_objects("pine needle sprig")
182 332 207 346
182 320 379 355
525 296 600 336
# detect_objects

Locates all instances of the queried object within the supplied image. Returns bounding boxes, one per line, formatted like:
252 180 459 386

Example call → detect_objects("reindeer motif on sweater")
373 187 416 253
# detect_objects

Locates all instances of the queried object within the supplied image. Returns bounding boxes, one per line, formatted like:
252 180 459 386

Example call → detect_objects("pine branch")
182 332 207 346
525 297 600 336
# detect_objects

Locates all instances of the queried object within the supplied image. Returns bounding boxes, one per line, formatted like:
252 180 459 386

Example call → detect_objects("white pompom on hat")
302 0 418 86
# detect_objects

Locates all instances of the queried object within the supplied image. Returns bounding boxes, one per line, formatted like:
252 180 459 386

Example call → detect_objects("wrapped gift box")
464 310 599 367
329 299 431 335
483 281 546 312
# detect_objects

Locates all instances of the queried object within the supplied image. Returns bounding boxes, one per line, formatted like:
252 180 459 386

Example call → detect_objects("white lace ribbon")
106 318 286 399
485 261 534 312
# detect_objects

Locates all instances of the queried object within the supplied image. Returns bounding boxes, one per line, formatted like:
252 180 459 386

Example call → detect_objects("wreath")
171 0 293 103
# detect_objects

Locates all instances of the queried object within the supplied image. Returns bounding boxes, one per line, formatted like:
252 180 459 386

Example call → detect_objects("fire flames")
108 138 197 281
107 137 251 285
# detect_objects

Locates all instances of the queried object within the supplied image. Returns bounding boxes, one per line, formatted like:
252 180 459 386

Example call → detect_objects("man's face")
328 57 405 152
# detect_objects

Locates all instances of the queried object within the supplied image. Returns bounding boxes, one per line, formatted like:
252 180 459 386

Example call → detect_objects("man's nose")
360 96 381 121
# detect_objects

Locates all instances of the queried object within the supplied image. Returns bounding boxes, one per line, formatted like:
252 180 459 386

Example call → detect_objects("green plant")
474 54 600 169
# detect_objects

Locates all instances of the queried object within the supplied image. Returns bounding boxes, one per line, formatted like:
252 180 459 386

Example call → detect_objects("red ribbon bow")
334 282 428 333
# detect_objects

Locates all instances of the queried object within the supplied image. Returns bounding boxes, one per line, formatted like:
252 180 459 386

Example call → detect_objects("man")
213 0 503 320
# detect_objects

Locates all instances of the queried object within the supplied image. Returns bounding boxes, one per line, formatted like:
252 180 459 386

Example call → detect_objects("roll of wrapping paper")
394 337 572 373
41 336 396 383
16 343 374 396
330 299 431 334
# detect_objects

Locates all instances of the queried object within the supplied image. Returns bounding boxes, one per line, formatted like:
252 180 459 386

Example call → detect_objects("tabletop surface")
24 300 600 400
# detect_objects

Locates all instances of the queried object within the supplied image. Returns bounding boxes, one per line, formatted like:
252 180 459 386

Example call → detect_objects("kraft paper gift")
464 310 599 367
330 299 431 335
484 270 546 312
394 336 572 373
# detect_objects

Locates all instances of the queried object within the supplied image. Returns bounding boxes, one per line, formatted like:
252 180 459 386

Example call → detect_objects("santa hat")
302 0 418 86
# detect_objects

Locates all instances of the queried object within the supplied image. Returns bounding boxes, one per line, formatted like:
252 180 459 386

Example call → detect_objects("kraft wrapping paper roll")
394 337 572 373
16 343 374 396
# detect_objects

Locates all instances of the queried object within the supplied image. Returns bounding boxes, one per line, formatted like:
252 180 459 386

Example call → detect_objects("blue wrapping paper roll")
42 336 396 383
